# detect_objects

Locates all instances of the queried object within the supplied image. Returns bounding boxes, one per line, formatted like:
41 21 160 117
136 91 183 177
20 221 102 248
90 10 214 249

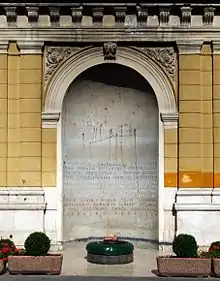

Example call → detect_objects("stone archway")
43 45 178 249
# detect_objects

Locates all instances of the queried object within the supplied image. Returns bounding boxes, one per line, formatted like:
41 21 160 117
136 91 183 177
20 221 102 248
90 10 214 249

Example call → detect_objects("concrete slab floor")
61 242 160 277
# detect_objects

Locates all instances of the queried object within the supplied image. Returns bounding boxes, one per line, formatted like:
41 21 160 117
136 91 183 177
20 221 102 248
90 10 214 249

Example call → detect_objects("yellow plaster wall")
214 49 220 187
7 43 20 186
1 42 56 188
165 43 214 188
164 129 178 187
42 128 56 187
19 53 42 187
178 53 202 187
0 50 7 186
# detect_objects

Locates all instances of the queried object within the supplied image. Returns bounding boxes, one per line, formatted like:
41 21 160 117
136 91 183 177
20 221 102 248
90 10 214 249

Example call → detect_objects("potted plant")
207 241 220 276
8 232 63 275
0 237 21 274
157 233 211 277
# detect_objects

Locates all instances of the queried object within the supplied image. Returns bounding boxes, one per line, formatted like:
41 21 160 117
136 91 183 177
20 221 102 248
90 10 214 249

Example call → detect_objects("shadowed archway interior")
62 63 159 247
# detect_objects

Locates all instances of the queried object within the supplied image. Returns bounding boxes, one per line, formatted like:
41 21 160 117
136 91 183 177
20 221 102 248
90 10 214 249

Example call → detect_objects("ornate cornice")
136 47 176 83
0 3 218 28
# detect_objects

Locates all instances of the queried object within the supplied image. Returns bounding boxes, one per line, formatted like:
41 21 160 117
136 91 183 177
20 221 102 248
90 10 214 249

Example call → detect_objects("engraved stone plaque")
62 78 158 243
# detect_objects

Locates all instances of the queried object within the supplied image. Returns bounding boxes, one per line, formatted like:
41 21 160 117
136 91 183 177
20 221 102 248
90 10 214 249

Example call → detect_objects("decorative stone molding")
44 46 82 87
17 41 44 54
49 7 60 26
41 112 60 128
92 7 104 26
175 188 213 204
137 47 175 83
5 6 17 27
71 6 83 25
212 41 220 54
1 3 220 30
44 46 177 115
175 203 220 211
180 6 192 26
136 5 148 26
103 42 117 60
160 112 178 129
0 41 9 54
177 41 202 54
26 6 39 24
0 188 46 210
114 6 127 26
204 6 215 25
159 7 170 26
212 189 220 203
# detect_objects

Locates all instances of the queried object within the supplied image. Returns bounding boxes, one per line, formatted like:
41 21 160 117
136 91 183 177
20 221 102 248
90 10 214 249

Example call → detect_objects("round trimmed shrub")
172 233 198 258
24 232 51 256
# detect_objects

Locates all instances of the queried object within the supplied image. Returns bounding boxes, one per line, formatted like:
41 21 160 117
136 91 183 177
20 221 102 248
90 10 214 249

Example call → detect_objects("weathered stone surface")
62 67 158 242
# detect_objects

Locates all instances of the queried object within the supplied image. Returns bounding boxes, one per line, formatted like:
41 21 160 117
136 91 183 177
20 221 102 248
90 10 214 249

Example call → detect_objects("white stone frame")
43 46 178 249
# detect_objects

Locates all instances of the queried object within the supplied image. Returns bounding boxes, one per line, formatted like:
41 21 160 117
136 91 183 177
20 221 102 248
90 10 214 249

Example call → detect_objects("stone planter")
8 254 63 275
157 257 211 277
212 258 220 276
0 260 6 275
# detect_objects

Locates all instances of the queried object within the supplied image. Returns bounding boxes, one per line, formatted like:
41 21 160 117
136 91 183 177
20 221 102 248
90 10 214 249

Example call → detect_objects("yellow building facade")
0 1 220 250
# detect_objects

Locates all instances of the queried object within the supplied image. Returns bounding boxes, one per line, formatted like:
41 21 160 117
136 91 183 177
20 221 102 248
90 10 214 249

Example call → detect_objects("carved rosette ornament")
44 46 82 88
138 47 176 83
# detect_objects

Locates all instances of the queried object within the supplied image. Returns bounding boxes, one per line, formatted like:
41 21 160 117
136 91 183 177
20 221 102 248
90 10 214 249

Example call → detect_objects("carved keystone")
103 42 117 60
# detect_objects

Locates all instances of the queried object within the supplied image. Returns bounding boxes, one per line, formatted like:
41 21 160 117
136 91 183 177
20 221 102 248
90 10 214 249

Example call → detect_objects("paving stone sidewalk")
0 277 218 281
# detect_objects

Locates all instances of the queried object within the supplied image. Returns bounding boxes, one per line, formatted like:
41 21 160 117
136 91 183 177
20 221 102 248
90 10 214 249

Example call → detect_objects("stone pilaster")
7 42 19 187
161 113 178 188
178 42 202 188
17 41 44 187
0 41 8 187
213 41 220 188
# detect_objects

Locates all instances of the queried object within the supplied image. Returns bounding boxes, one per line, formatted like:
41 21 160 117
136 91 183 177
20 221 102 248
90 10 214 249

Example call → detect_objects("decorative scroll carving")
71 6 83 25
26 6 39 24
180 6 192 26
159 7 170 26
103 42 117 60
138 47 175 82
114 6 127 26
204 6 215 25
136 5 148 25
49 7 60 26
44 46 81 86
92 7 104 26
5 7 17 26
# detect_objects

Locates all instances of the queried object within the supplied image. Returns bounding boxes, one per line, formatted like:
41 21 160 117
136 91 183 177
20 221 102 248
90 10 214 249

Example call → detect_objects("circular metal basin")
86 240 134 265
